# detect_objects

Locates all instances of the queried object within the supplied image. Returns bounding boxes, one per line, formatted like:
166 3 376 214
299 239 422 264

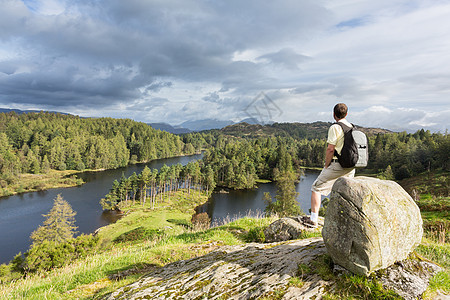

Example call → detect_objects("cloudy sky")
1 0 449 132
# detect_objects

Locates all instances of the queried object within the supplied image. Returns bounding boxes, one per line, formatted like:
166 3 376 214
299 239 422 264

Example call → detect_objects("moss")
175 285 191 297
310 254 334 281
194 279 212 289
263 241 286 249
288 276 305 288
304 254 403 299
297 263 311 277
259 286 288 299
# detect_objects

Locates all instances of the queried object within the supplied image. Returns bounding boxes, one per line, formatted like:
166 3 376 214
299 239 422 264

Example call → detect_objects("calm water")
0 154 319 264
201 171 319 224
0 154 203 264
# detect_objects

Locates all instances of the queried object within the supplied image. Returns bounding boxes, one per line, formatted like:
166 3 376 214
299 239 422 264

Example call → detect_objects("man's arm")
324 144 336 168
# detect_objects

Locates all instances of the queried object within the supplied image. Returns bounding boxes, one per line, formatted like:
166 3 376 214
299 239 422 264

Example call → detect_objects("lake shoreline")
0 153 206 264
0 152 203 199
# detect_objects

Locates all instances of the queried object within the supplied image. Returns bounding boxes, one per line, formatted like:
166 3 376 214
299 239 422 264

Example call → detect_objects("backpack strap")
335 121 353 132
334 122 353 157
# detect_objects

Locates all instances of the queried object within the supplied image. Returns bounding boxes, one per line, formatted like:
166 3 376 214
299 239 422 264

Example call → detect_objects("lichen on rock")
105 238 330 299
322 176 423 276
104 236 441 299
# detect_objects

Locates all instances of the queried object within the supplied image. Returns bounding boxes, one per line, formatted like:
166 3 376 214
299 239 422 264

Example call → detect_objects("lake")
0 153 319 264
200 171 319 224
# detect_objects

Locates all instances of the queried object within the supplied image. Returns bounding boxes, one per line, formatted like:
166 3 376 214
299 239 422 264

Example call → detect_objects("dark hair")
334 103 348 119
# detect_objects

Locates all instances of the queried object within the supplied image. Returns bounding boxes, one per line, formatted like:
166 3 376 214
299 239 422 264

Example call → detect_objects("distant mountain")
148 123 191 134
220 122 281 138
238 117 265 125
179 119 235 131
0 108 69 115
215 121 392 140
177 118 276 132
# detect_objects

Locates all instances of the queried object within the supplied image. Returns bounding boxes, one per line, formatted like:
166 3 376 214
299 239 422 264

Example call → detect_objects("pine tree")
265 170 302 217
30 194 78 246
381 165 395 180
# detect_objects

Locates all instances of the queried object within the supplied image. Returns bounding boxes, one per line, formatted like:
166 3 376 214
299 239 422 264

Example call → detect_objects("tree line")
200 136 306 189
1 111 447 195
0 112 199 188
367 129 449 179
189 128 448 185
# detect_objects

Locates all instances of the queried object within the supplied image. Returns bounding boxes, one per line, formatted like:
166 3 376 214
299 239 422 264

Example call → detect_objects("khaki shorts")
311 162 355 196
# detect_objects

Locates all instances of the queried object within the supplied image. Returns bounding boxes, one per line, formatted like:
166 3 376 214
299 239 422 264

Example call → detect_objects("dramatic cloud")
0 0 449 132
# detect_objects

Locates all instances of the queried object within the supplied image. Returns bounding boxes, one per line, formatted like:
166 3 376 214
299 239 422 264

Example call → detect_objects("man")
305 103 355 227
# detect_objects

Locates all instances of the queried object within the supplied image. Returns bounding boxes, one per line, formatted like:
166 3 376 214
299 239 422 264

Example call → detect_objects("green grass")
400 170 449 197
1 223 262 299
417 195 450 212
0 170 84 197
405 170 449 298
255 179 272 184
416 239 450 296
299 254 403 300
0 190 278 300
98 189 207 243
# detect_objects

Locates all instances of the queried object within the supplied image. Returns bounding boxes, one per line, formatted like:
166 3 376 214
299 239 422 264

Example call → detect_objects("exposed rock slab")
379 258 442 300
105 238 331 299
322 176 423 275
105 236 442 300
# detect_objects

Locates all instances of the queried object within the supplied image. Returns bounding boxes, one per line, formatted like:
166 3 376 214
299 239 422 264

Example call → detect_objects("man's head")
333 103 348 120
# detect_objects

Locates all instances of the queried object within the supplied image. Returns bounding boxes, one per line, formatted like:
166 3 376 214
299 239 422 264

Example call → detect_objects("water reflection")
199 170 320 224
0 153 203 264
100 210 123 225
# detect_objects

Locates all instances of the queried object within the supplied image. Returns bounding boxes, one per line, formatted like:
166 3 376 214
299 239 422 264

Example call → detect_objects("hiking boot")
301 216 318 228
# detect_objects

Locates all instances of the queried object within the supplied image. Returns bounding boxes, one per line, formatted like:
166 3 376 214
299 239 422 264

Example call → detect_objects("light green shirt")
327 119 352 157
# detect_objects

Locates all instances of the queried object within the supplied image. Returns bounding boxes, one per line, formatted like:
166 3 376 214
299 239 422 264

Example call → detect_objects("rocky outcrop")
105 237 441 300
263 217 324 243
379 257 442 300
322 176 423 276
106 238 331 299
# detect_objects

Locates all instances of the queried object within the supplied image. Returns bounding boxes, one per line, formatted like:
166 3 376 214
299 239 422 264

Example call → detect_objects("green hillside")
208 121 392 140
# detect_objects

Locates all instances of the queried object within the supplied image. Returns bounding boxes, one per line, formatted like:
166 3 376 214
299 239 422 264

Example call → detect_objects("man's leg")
310 190 321 224
308 163 353 225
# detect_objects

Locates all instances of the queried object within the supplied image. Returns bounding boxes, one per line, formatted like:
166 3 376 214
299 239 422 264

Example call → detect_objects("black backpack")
334 122 368 168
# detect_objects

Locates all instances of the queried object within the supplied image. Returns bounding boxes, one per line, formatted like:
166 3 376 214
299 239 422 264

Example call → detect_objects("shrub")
246 227 265 243
10 252 25 273
0 263 22 284
191 212 211 229
0 264 9 278
423 219 449 244
318 197 329 217
25 234 99 273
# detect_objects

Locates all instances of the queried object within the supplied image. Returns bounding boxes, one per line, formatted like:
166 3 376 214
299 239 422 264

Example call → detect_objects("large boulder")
322 176 423 276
